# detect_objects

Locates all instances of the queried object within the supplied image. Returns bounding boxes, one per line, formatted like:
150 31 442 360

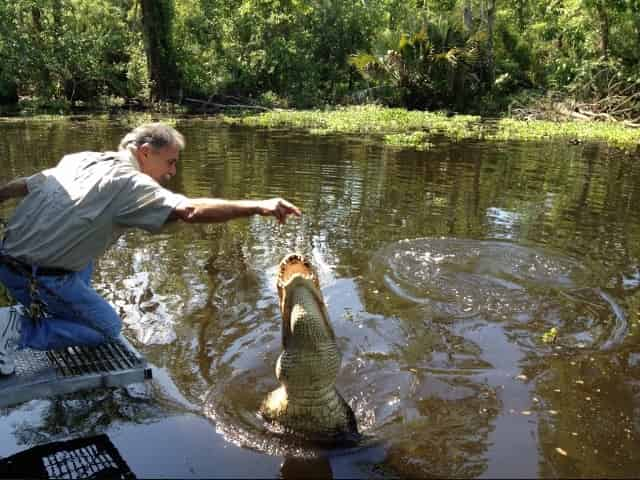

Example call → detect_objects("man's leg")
0 263 122 351
0 306 22 374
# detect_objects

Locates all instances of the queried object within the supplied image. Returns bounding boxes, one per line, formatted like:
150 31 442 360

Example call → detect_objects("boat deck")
0 335 152 409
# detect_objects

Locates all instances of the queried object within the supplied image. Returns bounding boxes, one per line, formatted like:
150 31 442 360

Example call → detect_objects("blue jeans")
0 261 122 350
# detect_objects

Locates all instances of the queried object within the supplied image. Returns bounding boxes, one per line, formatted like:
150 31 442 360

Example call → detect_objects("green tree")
0 0 638 112
0 0 134 107
140 0 182 101
350 19 489 110
583 0 626 59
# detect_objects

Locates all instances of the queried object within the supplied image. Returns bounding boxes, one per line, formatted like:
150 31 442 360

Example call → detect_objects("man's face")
138 143 180 185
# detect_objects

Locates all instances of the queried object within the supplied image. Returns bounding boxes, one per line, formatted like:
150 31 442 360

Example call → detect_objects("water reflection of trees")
382 392 496 478
520 287 640 477
97 126 640 476
279 456 335 479
10 387 165 447
9 121 640 476
1 120 124 182
523 350 640 477
338 308 500 478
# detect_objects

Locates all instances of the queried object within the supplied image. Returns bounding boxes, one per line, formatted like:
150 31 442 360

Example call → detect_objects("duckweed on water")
0 112 182 128
0 114 70 123
224 105 481 141
384 131 434 150
542 327 559 344
488 118 640 150
225 105 640 151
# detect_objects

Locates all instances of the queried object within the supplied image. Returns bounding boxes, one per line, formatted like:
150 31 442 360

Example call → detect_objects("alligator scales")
260 254 358 440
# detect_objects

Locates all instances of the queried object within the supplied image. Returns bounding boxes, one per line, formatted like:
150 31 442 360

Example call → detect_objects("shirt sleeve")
115 175 188 233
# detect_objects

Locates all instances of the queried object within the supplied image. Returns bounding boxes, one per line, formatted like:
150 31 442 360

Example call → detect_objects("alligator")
260 253 359 442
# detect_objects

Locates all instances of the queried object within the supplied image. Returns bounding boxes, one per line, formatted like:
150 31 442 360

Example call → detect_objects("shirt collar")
120 148 141 171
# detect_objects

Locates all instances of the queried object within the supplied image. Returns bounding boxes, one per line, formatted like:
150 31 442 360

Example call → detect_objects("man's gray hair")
118 123 185 151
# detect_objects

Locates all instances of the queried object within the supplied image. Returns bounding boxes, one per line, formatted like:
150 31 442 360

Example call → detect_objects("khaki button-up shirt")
2 149 186 271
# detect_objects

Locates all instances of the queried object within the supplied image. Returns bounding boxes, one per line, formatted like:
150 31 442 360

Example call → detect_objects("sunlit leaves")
0 0 639 113
0 0 134 106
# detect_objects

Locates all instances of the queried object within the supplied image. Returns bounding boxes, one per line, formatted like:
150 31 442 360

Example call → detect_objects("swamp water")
1 118 640 478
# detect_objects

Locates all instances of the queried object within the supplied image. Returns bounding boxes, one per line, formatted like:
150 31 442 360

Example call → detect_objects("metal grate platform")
0 433 135 479
0 335 152 409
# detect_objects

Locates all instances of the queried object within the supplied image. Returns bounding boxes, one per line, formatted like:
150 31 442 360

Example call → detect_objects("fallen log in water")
184 97 272 112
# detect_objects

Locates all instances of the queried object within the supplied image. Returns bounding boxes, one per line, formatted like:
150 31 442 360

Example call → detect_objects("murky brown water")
1 118 640 478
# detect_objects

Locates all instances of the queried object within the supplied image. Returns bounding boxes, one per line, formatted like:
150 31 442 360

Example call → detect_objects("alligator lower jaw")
279 277 336 352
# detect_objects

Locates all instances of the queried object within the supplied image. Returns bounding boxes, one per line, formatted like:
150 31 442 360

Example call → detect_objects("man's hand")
258 198 302 224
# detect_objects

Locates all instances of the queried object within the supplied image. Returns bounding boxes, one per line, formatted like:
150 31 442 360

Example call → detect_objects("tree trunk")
31 6 43 32
595 1 609 58
52 0 63 33
516 0 526 32
51 0 75 102
140 0 181 101
30 5 53 96
629 1 640 52
463 0 473 31
486 0 496 85
0 81 18 105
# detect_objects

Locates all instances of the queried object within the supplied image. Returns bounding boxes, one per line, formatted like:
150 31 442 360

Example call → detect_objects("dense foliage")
0 0 639 117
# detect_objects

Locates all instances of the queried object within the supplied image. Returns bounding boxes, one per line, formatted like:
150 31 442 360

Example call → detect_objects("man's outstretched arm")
168 197 302 224
0 178 28 204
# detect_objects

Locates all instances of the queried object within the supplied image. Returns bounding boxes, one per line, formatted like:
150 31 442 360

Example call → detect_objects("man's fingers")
260 198 301 224
271 198 301 223
281 199 302 217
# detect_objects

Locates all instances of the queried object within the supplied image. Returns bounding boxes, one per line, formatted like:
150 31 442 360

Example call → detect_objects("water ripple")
370 238 628 351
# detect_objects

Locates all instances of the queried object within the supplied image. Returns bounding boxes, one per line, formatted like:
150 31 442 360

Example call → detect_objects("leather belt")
0 254 72 277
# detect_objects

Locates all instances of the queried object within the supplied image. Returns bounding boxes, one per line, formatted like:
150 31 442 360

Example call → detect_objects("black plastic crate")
0 434 135 479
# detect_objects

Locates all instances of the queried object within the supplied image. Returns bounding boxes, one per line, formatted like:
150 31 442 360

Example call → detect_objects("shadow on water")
280 456 333 479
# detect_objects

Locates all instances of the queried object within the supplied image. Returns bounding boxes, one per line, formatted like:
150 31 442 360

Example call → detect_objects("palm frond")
349 53 378 72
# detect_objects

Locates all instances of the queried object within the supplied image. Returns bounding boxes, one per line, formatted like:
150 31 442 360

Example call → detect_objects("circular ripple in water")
370 238 627 351
203 375 372 458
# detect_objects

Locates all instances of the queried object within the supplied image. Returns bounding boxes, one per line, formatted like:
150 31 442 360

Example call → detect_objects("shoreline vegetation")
223 105 640 151
2 103 638 152
2 2 639 152
2 2 640 145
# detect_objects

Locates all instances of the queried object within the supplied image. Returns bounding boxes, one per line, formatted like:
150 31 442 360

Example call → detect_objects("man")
0 123 301 375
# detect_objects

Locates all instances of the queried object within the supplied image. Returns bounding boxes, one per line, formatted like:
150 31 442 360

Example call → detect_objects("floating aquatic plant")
542 327 559 344
225 105 639 151
3 105 638 151
384 131 434 150
487 118 640 150
224 105 482 140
